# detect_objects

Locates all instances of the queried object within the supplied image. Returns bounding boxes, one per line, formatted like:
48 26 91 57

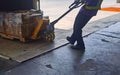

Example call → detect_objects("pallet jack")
32 0 83 42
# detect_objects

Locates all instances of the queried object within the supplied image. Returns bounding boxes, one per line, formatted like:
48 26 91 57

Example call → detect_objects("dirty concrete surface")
0 0 120 75
1 16 120 75
0 29 69 62
0 58 19 73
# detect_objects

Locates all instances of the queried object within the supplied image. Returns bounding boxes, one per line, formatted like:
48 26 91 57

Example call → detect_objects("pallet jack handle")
52 1 82 26
45 0 84 33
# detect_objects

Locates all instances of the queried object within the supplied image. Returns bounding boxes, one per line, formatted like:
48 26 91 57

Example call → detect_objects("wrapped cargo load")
4 13 22 36
0 11 43 42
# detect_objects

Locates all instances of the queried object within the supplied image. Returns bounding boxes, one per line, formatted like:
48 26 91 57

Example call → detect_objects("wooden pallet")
0 33 25 42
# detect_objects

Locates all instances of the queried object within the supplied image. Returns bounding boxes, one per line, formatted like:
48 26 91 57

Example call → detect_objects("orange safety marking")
101 7 120 12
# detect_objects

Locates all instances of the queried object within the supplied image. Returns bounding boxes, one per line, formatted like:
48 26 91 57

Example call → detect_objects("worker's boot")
66 36 74 45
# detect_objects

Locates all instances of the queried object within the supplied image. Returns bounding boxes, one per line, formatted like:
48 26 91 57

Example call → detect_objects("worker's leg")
67 13 85 45
71 12 93 49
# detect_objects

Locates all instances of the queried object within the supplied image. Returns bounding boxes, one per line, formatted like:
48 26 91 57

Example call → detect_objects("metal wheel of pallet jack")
43 32 55 42
50 32 55 41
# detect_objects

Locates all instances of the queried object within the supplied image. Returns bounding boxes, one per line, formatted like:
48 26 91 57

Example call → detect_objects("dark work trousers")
70 12 93 49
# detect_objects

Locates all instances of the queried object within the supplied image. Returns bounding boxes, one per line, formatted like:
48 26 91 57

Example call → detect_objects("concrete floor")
0 1 120 75
1 22 120 75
